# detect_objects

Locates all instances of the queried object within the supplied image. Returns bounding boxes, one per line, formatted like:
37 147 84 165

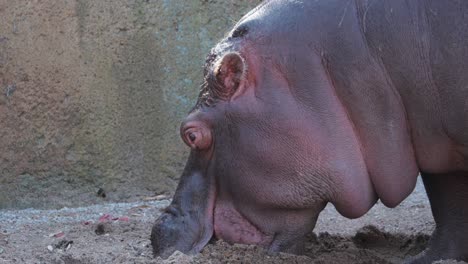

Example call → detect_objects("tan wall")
0 0 260 209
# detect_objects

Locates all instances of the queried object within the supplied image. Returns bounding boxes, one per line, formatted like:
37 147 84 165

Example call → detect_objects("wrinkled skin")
151 0 468 263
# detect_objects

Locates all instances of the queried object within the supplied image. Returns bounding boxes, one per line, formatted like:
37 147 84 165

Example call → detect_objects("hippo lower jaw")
213 201 274 247
152 199 273 259
212 199 320 254
152 196 310 258
151 155 320 257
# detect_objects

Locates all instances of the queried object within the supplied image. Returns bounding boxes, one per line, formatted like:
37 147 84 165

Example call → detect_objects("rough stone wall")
0 0 261 209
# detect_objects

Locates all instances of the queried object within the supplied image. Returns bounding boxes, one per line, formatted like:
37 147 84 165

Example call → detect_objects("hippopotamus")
151 0 468 263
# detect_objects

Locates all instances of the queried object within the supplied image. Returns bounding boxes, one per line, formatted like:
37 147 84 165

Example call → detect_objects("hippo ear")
213 52 246 99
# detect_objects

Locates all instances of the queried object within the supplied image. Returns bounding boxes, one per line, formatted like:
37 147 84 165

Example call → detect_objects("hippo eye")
181 121 212 150
188 132 196 142
183 129 203 149
185 130 199 146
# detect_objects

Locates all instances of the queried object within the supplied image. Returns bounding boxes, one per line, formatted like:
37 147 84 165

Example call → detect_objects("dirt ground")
0 180 466 264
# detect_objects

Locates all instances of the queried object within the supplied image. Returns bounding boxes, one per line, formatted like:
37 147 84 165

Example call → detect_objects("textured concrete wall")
0 0 260 209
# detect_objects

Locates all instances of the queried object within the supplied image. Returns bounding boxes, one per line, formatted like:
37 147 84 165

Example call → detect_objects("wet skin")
151 0 468 262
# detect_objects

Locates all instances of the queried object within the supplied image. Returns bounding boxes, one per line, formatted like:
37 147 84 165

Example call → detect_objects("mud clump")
300 225 431 264
182 225 431 264
353 225 430 258
353 225 389 247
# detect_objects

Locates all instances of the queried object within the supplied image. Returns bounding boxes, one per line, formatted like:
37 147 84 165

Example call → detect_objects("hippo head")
151 12 379 258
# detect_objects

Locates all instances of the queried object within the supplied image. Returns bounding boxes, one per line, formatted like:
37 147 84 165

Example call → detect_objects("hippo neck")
316 0 426 208
322 0 468 208
259 0 423 209
238 0 424 212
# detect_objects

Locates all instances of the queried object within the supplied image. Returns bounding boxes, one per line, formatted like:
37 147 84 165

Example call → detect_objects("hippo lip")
151 163 216 258
213 200 274 248
191 201 216 253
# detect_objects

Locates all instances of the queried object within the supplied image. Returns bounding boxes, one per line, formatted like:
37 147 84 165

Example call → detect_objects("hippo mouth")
151 168 317 258
212 198 317 254
151 175 277 258
213 200 273 247
151 149 315 257
150 202 214 258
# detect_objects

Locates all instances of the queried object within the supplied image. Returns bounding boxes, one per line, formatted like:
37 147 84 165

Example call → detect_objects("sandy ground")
0 179 466 264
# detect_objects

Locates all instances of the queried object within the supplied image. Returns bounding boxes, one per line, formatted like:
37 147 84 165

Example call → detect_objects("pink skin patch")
213 200 271 246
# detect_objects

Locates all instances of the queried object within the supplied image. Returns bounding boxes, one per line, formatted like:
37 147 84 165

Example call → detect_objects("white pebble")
47 245 53 252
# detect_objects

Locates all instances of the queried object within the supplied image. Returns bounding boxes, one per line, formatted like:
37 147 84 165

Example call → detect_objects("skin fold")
151 1 468 263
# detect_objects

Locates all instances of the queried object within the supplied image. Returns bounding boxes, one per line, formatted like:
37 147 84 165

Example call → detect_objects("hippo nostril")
232 25 248 38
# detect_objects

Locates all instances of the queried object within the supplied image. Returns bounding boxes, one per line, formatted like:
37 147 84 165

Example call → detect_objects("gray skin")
151 0 468 263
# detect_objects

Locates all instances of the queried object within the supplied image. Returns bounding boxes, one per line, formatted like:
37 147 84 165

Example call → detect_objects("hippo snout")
150 209 183 258
151 203 214 258
151 209 210 258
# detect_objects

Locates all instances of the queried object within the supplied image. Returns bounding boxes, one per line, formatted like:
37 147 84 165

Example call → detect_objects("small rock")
0 247 4 254
97 188 106 198
55 240 73 251
95 223 111 235
95 223 105 235
5 84 16 97
47 245 53 252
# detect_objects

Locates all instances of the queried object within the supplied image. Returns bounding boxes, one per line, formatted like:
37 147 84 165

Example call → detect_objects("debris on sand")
98 213 130 223
98 214 112 222
158 251 194 264
55 240 73 251
48 231 65 238
119 216 129 222
143 195 167 201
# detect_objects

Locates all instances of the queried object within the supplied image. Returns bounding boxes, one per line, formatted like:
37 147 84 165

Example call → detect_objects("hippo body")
152 0 468 263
